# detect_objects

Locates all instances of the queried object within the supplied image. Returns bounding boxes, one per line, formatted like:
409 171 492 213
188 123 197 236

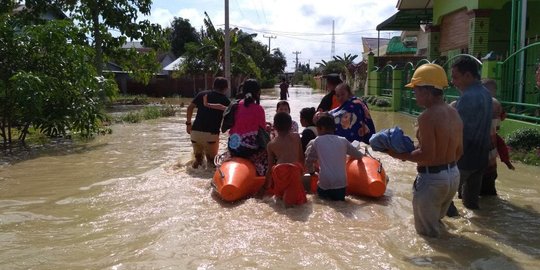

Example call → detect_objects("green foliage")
375 98 391 107
168 17 200 57
506 128 540 151
260 78 277 89
52 0 168 77
1 16 116 144
122 111 142 123
120 105 177 123
175 12 285 82
159 105 177 117
142 106 161 120
317 60 343 75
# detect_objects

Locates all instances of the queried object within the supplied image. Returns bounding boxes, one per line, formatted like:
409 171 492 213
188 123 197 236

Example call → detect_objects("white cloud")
148 0 401 72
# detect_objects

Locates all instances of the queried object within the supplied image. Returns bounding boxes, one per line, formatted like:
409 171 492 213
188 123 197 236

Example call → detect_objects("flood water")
1 87 539 270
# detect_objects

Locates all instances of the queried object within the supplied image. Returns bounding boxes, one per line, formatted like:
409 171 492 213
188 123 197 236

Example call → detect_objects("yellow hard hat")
405 63 449 90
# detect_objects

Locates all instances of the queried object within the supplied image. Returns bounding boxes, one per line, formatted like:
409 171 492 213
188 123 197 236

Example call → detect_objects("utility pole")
263 34 276 53
292 51 301 71
224 0 231 97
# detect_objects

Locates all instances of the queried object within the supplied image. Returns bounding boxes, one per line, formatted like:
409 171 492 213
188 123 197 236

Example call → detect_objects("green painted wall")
526 2 540 40
488 3 511 57
434 0 511 25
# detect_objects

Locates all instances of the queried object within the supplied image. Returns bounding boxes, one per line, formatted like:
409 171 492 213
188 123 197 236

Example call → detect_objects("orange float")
346 155 387 198
309 155 387 198
212 157 265 202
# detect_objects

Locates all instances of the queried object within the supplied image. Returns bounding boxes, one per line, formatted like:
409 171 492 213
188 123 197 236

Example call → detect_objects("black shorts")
317 186 346 201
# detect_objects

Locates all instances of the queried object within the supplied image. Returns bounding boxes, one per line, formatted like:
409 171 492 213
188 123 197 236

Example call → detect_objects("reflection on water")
1 86 539 269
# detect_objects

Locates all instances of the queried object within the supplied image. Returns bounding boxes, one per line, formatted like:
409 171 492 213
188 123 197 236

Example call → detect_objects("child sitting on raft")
305 113 364 201
269 101 299 138
264 112 307 206
299 107 317 152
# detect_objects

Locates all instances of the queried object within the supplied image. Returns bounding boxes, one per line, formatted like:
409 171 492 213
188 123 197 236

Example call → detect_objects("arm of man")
345 139 364 159
203 94 227 111
296 134 305 167
388 114 436 164
304 140 317 174
264 142 276 189
185 102 196 134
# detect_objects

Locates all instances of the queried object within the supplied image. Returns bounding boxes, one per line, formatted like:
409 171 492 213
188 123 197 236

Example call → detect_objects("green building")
368 0 540 133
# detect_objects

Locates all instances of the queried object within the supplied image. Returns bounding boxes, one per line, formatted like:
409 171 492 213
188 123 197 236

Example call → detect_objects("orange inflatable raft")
309 155 387 198
345 155 387 198
212 157 265 202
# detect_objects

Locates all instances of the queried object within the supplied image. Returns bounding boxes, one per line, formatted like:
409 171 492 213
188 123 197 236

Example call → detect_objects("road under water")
1 87 539 269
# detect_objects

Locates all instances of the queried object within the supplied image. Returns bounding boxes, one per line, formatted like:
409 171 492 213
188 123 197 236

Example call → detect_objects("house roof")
376 9 433 31
386 36 417 55
397 0 433 9
362 37 390 53
163 57 185 71
13 4 68 20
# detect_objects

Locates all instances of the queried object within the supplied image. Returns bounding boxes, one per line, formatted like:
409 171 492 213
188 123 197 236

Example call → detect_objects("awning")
376 9 433 31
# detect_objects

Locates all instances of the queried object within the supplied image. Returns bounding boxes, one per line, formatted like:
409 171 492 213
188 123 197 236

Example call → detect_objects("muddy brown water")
1 87 539 269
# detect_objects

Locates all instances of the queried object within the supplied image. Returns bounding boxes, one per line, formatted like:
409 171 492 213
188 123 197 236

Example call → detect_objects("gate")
379 64 394 97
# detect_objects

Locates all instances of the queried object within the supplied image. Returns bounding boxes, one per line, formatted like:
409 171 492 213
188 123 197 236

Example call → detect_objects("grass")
119 105 178 123
509 148 540 166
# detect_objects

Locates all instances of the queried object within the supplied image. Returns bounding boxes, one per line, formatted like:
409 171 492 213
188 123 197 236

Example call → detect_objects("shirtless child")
264 112 307 206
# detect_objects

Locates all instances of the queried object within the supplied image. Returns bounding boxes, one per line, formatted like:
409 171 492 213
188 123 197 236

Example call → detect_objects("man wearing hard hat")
385 63 463 238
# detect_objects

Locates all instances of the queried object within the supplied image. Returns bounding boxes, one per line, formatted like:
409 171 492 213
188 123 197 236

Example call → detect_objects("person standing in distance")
279 78 289 100
185 77 231 169
386 64 463 237
317 73 342 112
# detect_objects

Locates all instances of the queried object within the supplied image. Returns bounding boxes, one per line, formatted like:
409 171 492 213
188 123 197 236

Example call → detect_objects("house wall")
525 1 540 41
439 9 469 53
488 3 511 57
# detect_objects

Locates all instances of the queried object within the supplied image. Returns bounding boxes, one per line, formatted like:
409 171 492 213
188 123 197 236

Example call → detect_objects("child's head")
481 78 497 97
273 112 292 134
315 113 335 134
299 107 316 127
276 100 291 114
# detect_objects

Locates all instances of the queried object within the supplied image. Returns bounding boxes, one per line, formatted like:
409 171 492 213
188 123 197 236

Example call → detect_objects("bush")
506 128 540 151
260 78 277 89
375 98 391 107
142 106 161 120
160 105 177 117
122 111 142 123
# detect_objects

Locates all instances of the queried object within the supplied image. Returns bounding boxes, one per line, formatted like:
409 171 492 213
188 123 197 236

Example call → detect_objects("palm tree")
176 12 261 93
333 53 358 85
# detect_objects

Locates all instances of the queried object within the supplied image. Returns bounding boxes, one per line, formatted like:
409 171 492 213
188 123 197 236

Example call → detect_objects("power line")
229 24 385 36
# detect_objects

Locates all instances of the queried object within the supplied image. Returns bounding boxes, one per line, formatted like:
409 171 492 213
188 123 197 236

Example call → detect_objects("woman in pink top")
227 79 268 175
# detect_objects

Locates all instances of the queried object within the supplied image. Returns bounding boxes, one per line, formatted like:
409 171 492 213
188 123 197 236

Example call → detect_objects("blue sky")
144 0 401 71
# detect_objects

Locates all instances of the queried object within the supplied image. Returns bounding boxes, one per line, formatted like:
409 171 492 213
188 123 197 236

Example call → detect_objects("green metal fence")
374 46 540 125
379 64 394 97
499 42 540 123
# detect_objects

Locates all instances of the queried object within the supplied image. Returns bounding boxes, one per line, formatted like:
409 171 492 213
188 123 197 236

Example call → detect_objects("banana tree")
177 12 260 91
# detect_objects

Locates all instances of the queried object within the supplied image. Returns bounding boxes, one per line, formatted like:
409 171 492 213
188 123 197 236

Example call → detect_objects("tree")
176 12 261 86
47 0 168 76
333 53 358 84
168 17 199 57
0 14 116 146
